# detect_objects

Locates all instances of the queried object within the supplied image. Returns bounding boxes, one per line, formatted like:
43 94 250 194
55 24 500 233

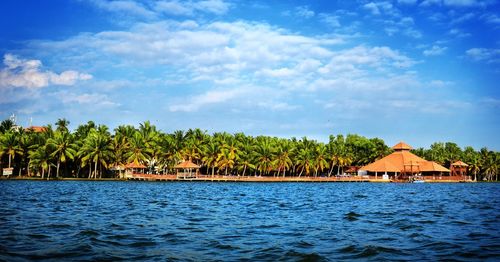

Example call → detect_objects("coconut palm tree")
80 129 113 179
55 118 70 133
202 141 219 177
0 119 15 133
296 148 313 177
253 138 274 176
126 131 152 166
47 131 77 178
0 132 23 169
29 144 53 179
273 140 293 177
313 143 329 177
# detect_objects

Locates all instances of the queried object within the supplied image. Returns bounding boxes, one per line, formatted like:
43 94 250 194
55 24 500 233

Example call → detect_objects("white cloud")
421 0 485 7
169 88 244 112
154 0 230 16
364 2 381 15
481 13 500 25
363 1 398 16
443 0 480 7
465 48 500 63
423 45 448 56
429 80 454 87
449 28 471 38
398 0 418 4
0 54 92 89
91 0 156 18
294 6 315 18
420 0 441 6
319 14 341 27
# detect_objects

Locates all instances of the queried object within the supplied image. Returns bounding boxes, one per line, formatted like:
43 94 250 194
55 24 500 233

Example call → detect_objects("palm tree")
313 143 329 177
216 138 239 176
296 148 313 177
111 133 129 178
55 118 70 132
468 155 481 182
80 129 113 179
253 138 274 176
126 131 152 166
0 132 23 169
0 119 15 133
273 140 293 177
202 141 219 177
47 131 76 178
29 144 53 179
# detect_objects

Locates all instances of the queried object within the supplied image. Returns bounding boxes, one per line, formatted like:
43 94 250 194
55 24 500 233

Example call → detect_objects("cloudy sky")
0 0 499 149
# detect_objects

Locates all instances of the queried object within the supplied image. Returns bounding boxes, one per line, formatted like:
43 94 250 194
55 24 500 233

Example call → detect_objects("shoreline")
1 175 475 183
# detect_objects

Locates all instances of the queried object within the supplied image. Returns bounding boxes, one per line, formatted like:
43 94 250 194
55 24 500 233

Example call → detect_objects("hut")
124 162 146 178
174 160 200 179
360 141 450 180
450 161 469 180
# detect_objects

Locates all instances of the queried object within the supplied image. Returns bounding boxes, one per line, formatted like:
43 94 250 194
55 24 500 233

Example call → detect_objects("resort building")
174 160 200 179
359 142 450 180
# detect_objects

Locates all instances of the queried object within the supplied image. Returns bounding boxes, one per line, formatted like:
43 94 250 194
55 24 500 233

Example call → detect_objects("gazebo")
174 160 200 179
360 141 450 180
124 162 146 177
451 161 469 180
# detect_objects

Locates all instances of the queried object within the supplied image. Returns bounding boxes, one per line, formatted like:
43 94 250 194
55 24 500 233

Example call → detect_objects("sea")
0 181 499 261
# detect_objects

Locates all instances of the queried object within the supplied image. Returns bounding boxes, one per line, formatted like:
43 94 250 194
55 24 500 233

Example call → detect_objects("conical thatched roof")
125 162 146 169
174 160 200 169
451 161 468 167
420 161 450 172
392 141 412 151
361 142 449 173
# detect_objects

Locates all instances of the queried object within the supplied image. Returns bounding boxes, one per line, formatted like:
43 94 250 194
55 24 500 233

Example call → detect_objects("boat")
410 176 425 183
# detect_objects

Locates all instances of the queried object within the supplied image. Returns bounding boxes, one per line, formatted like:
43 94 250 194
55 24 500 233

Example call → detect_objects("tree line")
0 118 498 181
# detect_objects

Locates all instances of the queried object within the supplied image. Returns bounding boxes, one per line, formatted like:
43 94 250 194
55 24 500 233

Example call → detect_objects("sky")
0 0 499 150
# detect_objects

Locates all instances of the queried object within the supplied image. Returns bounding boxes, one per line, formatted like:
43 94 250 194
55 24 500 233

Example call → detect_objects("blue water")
0 181 499 261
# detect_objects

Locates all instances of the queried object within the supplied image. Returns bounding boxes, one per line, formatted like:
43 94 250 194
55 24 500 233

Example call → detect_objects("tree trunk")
41 168 45 179
8 154 12 168
56 160 60 178
242 165 247 177
94 161 98 180
211 166 215 177
298 167 304 177
47 166 51 180
328 162 335 177
88 163 92 179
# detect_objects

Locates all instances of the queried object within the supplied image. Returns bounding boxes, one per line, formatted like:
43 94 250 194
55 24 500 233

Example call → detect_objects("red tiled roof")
25 126 47 133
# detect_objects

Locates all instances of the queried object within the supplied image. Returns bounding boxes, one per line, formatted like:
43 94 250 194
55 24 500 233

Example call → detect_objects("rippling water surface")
1 181 499 261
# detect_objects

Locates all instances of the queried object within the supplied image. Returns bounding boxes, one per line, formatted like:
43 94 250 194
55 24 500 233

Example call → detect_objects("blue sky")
0 0 499 149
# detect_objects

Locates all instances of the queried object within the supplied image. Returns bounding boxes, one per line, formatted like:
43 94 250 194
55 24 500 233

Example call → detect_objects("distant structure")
175 160 200 179
360 141 450 180
450 161 469 180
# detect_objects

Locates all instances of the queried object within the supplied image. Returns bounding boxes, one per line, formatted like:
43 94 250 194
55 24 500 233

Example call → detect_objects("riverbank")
1 175 474 183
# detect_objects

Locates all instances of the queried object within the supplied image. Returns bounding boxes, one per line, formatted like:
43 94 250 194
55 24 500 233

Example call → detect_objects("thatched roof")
361 142 449 173
392 141 412 151
125 162 146 169
451 161 468 167
174 160 200 169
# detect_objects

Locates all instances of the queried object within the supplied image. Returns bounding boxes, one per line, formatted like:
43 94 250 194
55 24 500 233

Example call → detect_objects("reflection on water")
1 181 499 261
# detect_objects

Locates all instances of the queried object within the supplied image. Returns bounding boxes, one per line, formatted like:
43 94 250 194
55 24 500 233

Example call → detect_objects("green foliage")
0 117 498 180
